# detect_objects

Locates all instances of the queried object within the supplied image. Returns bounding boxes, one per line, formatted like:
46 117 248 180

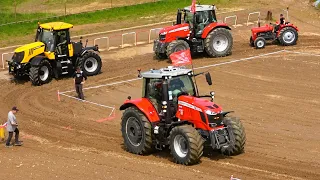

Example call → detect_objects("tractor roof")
184 5 215 12
39 22 73 30
141 66 192 79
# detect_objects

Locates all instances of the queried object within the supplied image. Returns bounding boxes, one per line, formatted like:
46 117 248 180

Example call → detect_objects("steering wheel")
203 18 209 24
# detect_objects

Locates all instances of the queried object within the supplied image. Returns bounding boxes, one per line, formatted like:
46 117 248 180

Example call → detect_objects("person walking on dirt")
5 106 22 147
73 67 87 100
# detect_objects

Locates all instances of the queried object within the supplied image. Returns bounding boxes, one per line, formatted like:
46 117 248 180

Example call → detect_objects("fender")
119 98 160 123
80 45 99 56
201 22 231 39
277 24 299 36
30 56 46 66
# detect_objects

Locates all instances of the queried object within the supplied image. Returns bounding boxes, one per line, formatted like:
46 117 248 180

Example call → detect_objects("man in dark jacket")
73 67 87 100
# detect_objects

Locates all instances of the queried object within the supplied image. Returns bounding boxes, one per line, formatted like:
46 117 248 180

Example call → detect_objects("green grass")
0 0 234 42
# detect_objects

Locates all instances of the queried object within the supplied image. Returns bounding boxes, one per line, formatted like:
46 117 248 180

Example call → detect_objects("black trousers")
6 128 19 146
75 84 84 100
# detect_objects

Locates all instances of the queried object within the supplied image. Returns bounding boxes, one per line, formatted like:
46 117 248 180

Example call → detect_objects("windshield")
37 29 56 52
169 75 195 98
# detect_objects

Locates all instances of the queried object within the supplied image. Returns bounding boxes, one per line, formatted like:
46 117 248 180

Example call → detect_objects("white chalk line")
206 160 306 180
284 50 320 57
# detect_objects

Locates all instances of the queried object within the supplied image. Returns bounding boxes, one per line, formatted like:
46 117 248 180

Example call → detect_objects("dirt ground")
1 0 320 179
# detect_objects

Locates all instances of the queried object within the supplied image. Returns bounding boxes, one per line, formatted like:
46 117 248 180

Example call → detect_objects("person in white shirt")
5 106 22 147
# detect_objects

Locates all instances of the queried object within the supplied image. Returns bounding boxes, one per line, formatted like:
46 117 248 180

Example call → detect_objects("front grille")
207 114 223 127
159 34 166 41
12 52 24 63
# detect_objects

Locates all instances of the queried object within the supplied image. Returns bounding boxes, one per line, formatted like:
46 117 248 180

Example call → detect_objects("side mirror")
205 72 212 85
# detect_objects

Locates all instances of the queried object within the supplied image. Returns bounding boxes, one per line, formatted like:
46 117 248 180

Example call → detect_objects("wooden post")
64 0 67 16
14 0 17 21
111 0 112 8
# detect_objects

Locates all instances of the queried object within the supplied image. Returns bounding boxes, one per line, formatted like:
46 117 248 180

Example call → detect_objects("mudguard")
80 46 99 56
30 56 46 66
201 22 231 39
119 98 160 123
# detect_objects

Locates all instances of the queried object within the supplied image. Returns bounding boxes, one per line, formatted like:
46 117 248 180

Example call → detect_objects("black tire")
79 51 102 76
249 36 254 47
205 28 233 57
29 59 52 86
221 117 246 156
278 27 298 46
254 37 266 49
166 40 190 59
155 52 167 60
169 125 204 165
121 107 154 155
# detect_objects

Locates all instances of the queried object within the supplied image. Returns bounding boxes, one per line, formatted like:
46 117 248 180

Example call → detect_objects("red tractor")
153 4 233 60
250 21 299 49
120 66 246 165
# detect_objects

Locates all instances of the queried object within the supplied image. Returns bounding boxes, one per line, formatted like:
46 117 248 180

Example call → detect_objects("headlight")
205 110 217 115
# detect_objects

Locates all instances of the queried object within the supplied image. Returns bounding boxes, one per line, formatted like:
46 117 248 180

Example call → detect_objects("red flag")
191 0 196 14
170 49 192 66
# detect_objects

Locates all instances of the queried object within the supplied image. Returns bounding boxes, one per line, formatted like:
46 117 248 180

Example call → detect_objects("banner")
191 0 196 14
169 49 192 66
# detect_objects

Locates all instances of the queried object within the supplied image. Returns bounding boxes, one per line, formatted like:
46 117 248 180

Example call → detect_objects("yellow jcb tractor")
7 22 102 86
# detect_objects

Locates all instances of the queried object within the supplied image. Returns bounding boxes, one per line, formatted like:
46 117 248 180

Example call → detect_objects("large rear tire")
205 28 233 57
121 107 154 155
221 117 246 156
278 27 298 46
79 51 102 76
29 59 52 86
169 125 204 165
155 52 167 60
166 40 190 59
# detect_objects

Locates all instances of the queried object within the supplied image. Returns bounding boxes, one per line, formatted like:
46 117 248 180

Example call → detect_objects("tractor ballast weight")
153 4 233 60
120 66 246 165
7 22 102 86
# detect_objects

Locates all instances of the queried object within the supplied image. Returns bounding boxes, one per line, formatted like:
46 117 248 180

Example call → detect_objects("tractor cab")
179 5 217 37
35 22 75 59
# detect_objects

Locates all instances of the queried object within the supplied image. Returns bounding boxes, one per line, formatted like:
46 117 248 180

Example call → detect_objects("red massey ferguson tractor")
153 4 233 60
120 66 246 165
250 21 299 49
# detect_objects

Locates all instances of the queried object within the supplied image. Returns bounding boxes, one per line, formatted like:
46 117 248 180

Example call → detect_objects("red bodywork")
120 98 160 122
251 23 299 41
121 95 224 130
159 22 230 43
176 96 223 131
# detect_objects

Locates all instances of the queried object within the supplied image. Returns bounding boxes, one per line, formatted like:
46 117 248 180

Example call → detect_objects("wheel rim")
125 117 143 146
212 34 229 52
39 66 49 81
174 45 187 52
257 40 264 48
173 134 188 158
283 31 295 44
84 57 98 73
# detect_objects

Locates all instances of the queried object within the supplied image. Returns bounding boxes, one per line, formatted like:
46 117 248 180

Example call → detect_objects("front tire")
169 125 204 165
155 52 167 60
205 28 233 57
166 40 190 59
278 27 298 46
79 51 102 76
121 107 154 155
254 37 266 49
249 36 254 47
29 59 52 86
221 117 246 156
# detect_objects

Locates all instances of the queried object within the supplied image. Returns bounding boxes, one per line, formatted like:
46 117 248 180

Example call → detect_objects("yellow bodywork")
40 22 73 31
15 42 46 64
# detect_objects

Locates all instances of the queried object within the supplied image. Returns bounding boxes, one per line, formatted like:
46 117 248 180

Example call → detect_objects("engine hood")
178 95 223 114
14 42 45 53
159 23 190 34
251 24 273 33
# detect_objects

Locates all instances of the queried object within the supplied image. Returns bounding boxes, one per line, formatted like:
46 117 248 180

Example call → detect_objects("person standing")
73 67 87 100
5 106 22 147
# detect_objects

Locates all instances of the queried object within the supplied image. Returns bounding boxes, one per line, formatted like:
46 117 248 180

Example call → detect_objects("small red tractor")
153 4 233 60
250 21 299 49
120 66 246 165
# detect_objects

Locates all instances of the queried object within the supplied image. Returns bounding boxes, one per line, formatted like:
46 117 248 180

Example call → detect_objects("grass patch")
0 0 234 42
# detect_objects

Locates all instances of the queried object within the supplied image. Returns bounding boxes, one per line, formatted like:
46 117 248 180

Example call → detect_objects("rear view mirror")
205 72 212 85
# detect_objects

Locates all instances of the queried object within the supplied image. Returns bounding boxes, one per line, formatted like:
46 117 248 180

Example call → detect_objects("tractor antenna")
286 6 289 22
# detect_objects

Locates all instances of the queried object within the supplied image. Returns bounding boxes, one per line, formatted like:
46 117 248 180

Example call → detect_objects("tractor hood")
178 95 223 115
159 23 190 42
14 42 45 53
251 24 273 34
